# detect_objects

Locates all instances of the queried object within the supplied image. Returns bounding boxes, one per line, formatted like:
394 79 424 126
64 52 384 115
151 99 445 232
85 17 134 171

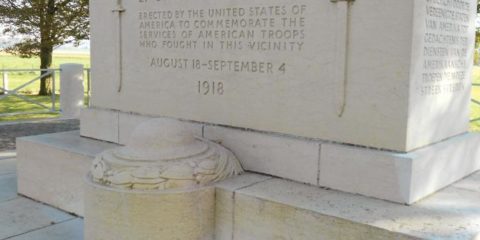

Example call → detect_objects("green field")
0 52 90 121
0 52 90 94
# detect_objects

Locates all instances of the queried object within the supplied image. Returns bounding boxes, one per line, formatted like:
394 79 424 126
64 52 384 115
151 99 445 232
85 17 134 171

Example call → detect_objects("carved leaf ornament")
91 119 244 190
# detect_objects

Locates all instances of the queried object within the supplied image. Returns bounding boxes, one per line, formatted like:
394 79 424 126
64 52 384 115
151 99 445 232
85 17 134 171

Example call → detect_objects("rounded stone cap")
116 118 208 161
90 118 244 190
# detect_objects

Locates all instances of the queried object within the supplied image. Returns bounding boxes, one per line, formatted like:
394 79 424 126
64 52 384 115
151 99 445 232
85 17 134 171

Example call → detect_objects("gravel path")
0 118 79 151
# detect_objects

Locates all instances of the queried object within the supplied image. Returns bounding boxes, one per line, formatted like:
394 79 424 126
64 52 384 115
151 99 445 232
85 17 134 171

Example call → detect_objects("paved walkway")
0 119 79 151
0 119 82 239
0 153 83 240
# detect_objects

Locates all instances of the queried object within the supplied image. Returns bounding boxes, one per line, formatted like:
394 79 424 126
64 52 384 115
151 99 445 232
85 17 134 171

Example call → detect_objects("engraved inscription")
420 0 471 96
137 5 307 52
198 81 224 96
135 1 308 96
149 58 276 74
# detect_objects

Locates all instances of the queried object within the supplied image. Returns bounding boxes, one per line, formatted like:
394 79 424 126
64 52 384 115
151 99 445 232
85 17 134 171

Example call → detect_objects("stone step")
9 172 480 239
14 131 480 239
16 131 117 216
216 173 480 240
81 109 480 204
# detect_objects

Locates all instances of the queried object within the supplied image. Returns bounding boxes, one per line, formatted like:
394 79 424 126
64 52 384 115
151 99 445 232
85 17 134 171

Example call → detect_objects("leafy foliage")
0 0 89 58
0 0 89 95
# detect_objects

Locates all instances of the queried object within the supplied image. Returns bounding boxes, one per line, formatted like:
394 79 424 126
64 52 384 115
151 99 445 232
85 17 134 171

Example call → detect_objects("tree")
0 0 89 95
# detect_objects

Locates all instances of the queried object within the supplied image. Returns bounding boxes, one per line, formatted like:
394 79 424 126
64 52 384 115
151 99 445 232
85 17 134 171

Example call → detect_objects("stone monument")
15 0 480 238
82 0 480 203
84 118 243 239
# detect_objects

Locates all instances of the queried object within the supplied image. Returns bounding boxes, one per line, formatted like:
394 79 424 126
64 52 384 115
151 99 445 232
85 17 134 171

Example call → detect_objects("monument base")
16 131 117 216
84 179 215 240
216 173 480 239
81 107 480 204
14 131 480 238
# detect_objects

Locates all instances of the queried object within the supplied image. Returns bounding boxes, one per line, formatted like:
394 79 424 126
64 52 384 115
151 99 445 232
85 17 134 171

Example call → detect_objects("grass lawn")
0 94 60 122
470 67 480 131
0 52 89 122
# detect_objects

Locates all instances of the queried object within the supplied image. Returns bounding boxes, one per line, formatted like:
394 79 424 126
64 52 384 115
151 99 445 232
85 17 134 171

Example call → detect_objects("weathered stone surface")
233 194 419 240
84 180 215 240
89 0 476 152
118 112 150 145
17 131 117 216
80 108 119 143
205 125 320 185
79 112 480 204
85 119 243 240
214 173 273 240
320 132 480 204
119 112 204 145
227 176 480 239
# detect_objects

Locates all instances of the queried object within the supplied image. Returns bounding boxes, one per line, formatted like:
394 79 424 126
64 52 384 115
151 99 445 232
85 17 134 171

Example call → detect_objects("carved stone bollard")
84 119 243 240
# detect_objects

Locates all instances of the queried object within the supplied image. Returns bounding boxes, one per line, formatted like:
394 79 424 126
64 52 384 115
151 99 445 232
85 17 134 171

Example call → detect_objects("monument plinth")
78 0 480 204
88 0 475 152
84 119 243 240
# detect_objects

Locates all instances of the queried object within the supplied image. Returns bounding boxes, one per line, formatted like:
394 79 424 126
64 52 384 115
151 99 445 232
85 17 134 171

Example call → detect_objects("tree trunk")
38 46 53 96
38 0 55 96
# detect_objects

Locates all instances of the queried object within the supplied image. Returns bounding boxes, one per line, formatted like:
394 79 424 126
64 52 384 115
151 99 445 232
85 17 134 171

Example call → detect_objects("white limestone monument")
15 0 480 239
83 0 480 202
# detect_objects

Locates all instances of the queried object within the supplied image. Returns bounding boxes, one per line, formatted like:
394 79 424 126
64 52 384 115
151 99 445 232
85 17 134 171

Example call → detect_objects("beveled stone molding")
90 118 244 190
